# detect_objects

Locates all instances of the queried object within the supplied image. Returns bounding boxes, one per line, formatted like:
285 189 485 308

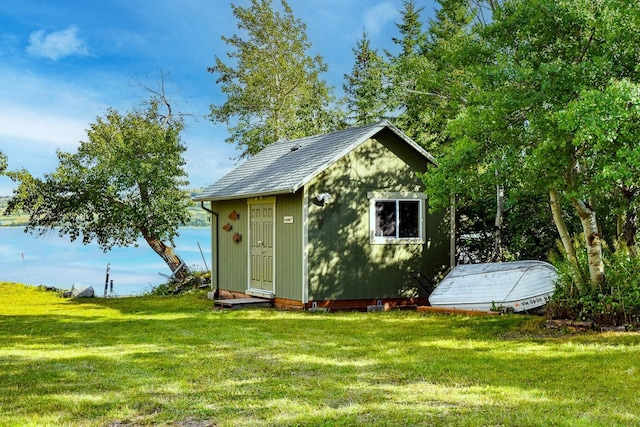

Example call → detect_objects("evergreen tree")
343 31 388 125
385 1 431 148
391 0 427 58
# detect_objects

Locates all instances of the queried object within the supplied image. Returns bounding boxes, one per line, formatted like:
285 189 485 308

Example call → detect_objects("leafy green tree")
0 150 6 174
6 94 191 280
387 0 526 262
343 31 388 125
555 79 640 257
209 0 342 157
427 0 640 290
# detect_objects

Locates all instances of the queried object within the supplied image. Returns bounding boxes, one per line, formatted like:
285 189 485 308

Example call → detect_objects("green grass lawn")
1 282 640 426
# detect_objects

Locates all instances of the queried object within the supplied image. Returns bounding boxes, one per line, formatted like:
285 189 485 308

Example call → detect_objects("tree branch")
405 88 468 105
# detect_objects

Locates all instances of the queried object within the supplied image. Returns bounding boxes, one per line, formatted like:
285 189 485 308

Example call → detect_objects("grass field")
1 282 640 426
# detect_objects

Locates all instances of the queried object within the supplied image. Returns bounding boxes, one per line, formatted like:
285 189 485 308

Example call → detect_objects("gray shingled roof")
194 120 436 201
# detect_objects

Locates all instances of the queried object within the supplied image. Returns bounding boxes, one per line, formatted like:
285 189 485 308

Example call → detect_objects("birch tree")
427 0 640 290
209 0 341 158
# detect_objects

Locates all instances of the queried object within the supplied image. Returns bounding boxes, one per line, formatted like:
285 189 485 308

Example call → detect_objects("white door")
249 203 274 292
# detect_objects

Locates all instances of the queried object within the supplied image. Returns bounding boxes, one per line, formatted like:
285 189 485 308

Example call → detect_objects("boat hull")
428 261 557 313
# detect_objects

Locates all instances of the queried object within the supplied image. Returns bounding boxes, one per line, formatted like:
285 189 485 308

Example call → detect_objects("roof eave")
294 121 438 188
192 187 298 202
294 121 389 190
193 121 438 203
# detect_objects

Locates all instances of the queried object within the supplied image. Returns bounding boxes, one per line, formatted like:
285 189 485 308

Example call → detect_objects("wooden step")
215 297 273 310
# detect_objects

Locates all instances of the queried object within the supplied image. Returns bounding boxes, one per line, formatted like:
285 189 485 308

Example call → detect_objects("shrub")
549 238 640 327
144 267 211 296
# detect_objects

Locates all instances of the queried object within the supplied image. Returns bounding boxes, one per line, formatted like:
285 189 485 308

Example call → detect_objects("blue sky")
0 0 437 196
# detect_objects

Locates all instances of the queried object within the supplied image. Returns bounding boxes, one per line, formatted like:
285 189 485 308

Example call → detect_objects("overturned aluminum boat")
428 260 557 313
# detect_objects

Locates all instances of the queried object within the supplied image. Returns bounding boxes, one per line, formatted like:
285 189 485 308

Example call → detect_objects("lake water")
0 227 211 296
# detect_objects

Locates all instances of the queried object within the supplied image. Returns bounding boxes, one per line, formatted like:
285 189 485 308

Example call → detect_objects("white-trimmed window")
368 192 426 244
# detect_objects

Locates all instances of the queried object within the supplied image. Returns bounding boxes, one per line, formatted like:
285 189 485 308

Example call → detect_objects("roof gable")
194 120 436 201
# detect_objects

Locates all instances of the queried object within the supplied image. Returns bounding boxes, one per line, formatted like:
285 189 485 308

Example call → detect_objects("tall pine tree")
385 1 431 148
343 31 388 125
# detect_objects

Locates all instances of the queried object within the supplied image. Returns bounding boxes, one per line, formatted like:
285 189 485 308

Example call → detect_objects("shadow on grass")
2 296 640 425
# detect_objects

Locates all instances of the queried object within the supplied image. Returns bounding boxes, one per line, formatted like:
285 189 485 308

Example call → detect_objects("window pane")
375 201 397 237
399 201 419 238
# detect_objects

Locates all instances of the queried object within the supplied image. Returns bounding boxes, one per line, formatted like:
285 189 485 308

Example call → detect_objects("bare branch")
132 70 180 126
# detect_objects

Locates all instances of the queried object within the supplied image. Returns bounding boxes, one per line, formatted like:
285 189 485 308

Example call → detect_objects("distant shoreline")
0 227 211 295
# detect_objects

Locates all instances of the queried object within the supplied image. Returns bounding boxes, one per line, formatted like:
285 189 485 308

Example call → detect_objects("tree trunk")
617 214 623 244
492 183 504 262
572 198 605 290
549 188 585 293
623 207 638 257
621 186 638 257
142 232 189 281
136 179 188 281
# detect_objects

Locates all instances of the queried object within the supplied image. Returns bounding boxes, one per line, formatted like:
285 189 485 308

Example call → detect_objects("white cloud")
0 105 87 150
0 65 110 152
26 25 88 60
0 103 87 195
363 2 400 36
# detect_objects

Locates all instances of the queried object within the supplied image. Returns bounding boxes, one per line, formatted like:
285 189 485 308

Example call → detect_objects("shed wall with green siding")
274 192 304 302
212 192 305 301
305 136 448 302
212 199 248 293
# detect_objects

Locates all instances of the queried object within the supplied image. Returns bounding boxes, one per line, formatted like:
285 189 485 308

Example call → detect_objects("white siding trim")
367 192 427 245
246 199 276 297
302 187 310 304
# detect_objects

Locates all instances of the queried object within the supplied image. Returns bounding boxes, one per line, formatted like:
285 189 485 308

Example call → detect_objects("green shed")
194 121 452 310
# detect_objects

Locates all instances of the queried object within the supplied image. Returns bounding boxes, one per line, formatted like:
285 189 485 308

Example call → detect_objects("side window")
369 193 425 244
